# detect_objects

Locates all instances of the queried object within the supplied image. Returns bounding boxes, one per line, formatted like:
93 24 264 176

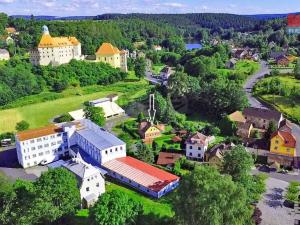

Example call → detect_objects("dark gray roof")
243 107 282 122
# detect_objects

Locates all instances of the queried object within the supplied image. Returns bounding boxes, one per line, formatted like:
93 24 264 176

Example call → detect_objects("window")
198 154 201 157
189 153 192 156
105 150 108 154
96 183 99 187
44 144 49 147
38 152 44 156
37 138 42 142
32 154 36 158
275 140 279 144
45 151 50 155
31 147 36 151
38 145 43 149
189 146 192 149
198 147 201 150
30 140 35 144
110 149 112 153
86 187 90 192
274 146 278 150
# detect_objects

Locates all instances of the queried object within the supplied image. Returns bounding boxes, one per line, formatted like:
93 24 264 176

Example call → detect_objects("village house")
138 121 165 143
243 107 283 130
205 143 235 168
95 42 128 72
268 120 297 167
49 153 106 208
153 45 162 51
5 27 18 35
30 25 82 66
225 58 237 69
185 132 215 161
275 55 289 66
228 111 253 139
160 66 173 80
0 49 10 61
156 152 182 167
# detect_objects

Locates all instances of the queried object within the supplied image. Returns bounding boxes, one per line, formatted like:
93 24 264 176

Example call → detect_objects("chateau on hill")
95 42 128 72
30 25 82 66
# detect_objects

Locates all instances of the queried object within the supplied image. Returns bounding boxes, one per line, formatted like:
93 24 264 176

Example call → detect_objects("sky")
0 0 300 16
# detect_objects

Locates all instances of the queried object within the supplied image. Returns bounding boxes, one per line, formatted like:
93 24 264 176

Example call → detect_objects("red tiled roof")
157 152 182 166
271 130 296 148
103 156 179 192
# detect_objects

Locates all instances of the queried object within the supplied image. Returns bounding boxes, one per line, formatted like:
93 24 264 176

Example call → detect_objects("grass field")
256 75 300 123
0 78 151 133
106 181 174 217
217 60 260 81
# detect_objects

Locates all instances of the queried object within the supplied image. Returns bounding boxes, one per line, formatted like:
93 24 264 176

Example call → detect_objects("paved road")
145 71 161 85
252 168 300 182
258 178 295 225
243 61 270 109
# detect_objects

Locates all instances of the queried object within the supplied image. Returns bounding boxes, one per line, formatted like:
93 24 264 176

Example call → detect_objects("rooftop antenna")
148 94 156 125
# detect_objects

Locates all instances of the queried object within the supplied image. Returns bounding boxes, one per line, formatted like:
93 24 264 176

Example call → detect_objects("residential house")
156 152 182 167
275 55 289 66
206 143 235 168
95 42 127 72
160 66 173 80
153 45 162 51
30 25 82 66
62 153 105 208
228 111 252 138
5 27 18 35
185 132 215 161
243 107 283 130
225 58 237 69
234 49 248 59
268 129 296 167
0 49 9 60
138 121 164 143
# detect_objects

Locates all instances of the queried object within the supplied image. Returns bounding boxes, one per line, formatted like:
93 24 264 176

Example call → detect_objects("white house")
153 45 162 51
30 25 82 66
0 49 9 61
185 132 215 161
63 153 105 208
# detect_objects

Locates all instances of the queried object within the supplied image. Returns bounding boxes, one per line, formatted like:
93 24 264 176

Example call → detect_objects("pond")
185 40 202 50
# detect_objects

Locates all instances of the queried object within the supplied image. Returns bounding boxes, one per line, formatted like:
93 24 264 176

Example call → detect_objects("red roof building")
156 152 182 166
103 156 180 198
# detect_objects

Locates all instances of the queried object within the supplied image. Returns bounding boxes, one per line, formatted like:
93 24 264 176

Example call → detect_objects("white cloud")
162 2 185 8
0 0 14 3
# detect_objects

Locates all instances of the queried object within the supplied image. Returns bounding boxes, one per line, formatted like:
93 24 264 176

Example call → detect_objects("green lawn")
154 134 182 150
217 60 260 81
106 182 174 217
259 94 300 123
255 75 300 123
0 79 151 133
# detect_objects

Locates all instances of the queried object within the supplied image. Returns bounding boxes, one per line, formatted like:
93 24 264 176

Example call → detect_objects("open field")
0 79 151 133
254 75 300 123
106 181 174 217
217 60 260 81
152 64 165 75
259 94 300 123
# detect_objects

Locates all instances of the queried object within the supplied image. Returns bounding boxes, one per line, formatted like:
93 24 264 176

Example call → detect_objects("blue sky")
0 0 300 16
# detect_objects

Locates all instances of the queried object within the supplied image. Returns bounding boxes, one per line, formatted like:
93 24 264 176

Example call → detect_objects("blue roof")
76 127 125 151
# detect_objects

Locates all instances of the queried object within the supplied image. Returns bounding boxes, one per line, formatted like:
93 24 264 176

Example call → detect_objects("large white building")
185 132 215 161
30 25 82 66
0 49 10 61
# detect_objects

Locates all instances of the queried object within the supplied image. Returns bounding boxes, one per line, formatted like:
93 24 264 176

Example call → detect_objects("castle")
30 25 82 66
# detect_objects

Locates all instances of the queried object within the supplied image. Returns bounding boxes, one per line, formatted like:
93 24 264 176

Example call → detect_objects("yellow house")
95 43 127 72
270 130 296 157
138 121 164 143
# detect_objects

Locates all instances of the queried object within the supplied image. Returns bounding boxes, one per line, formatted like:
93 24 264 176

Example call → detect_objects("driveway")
145 71 161 85
258 178 295 225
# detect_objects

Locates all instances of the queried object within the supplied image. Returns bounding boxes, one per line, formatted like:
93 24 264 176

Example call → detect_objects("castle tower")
42 25 49 35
